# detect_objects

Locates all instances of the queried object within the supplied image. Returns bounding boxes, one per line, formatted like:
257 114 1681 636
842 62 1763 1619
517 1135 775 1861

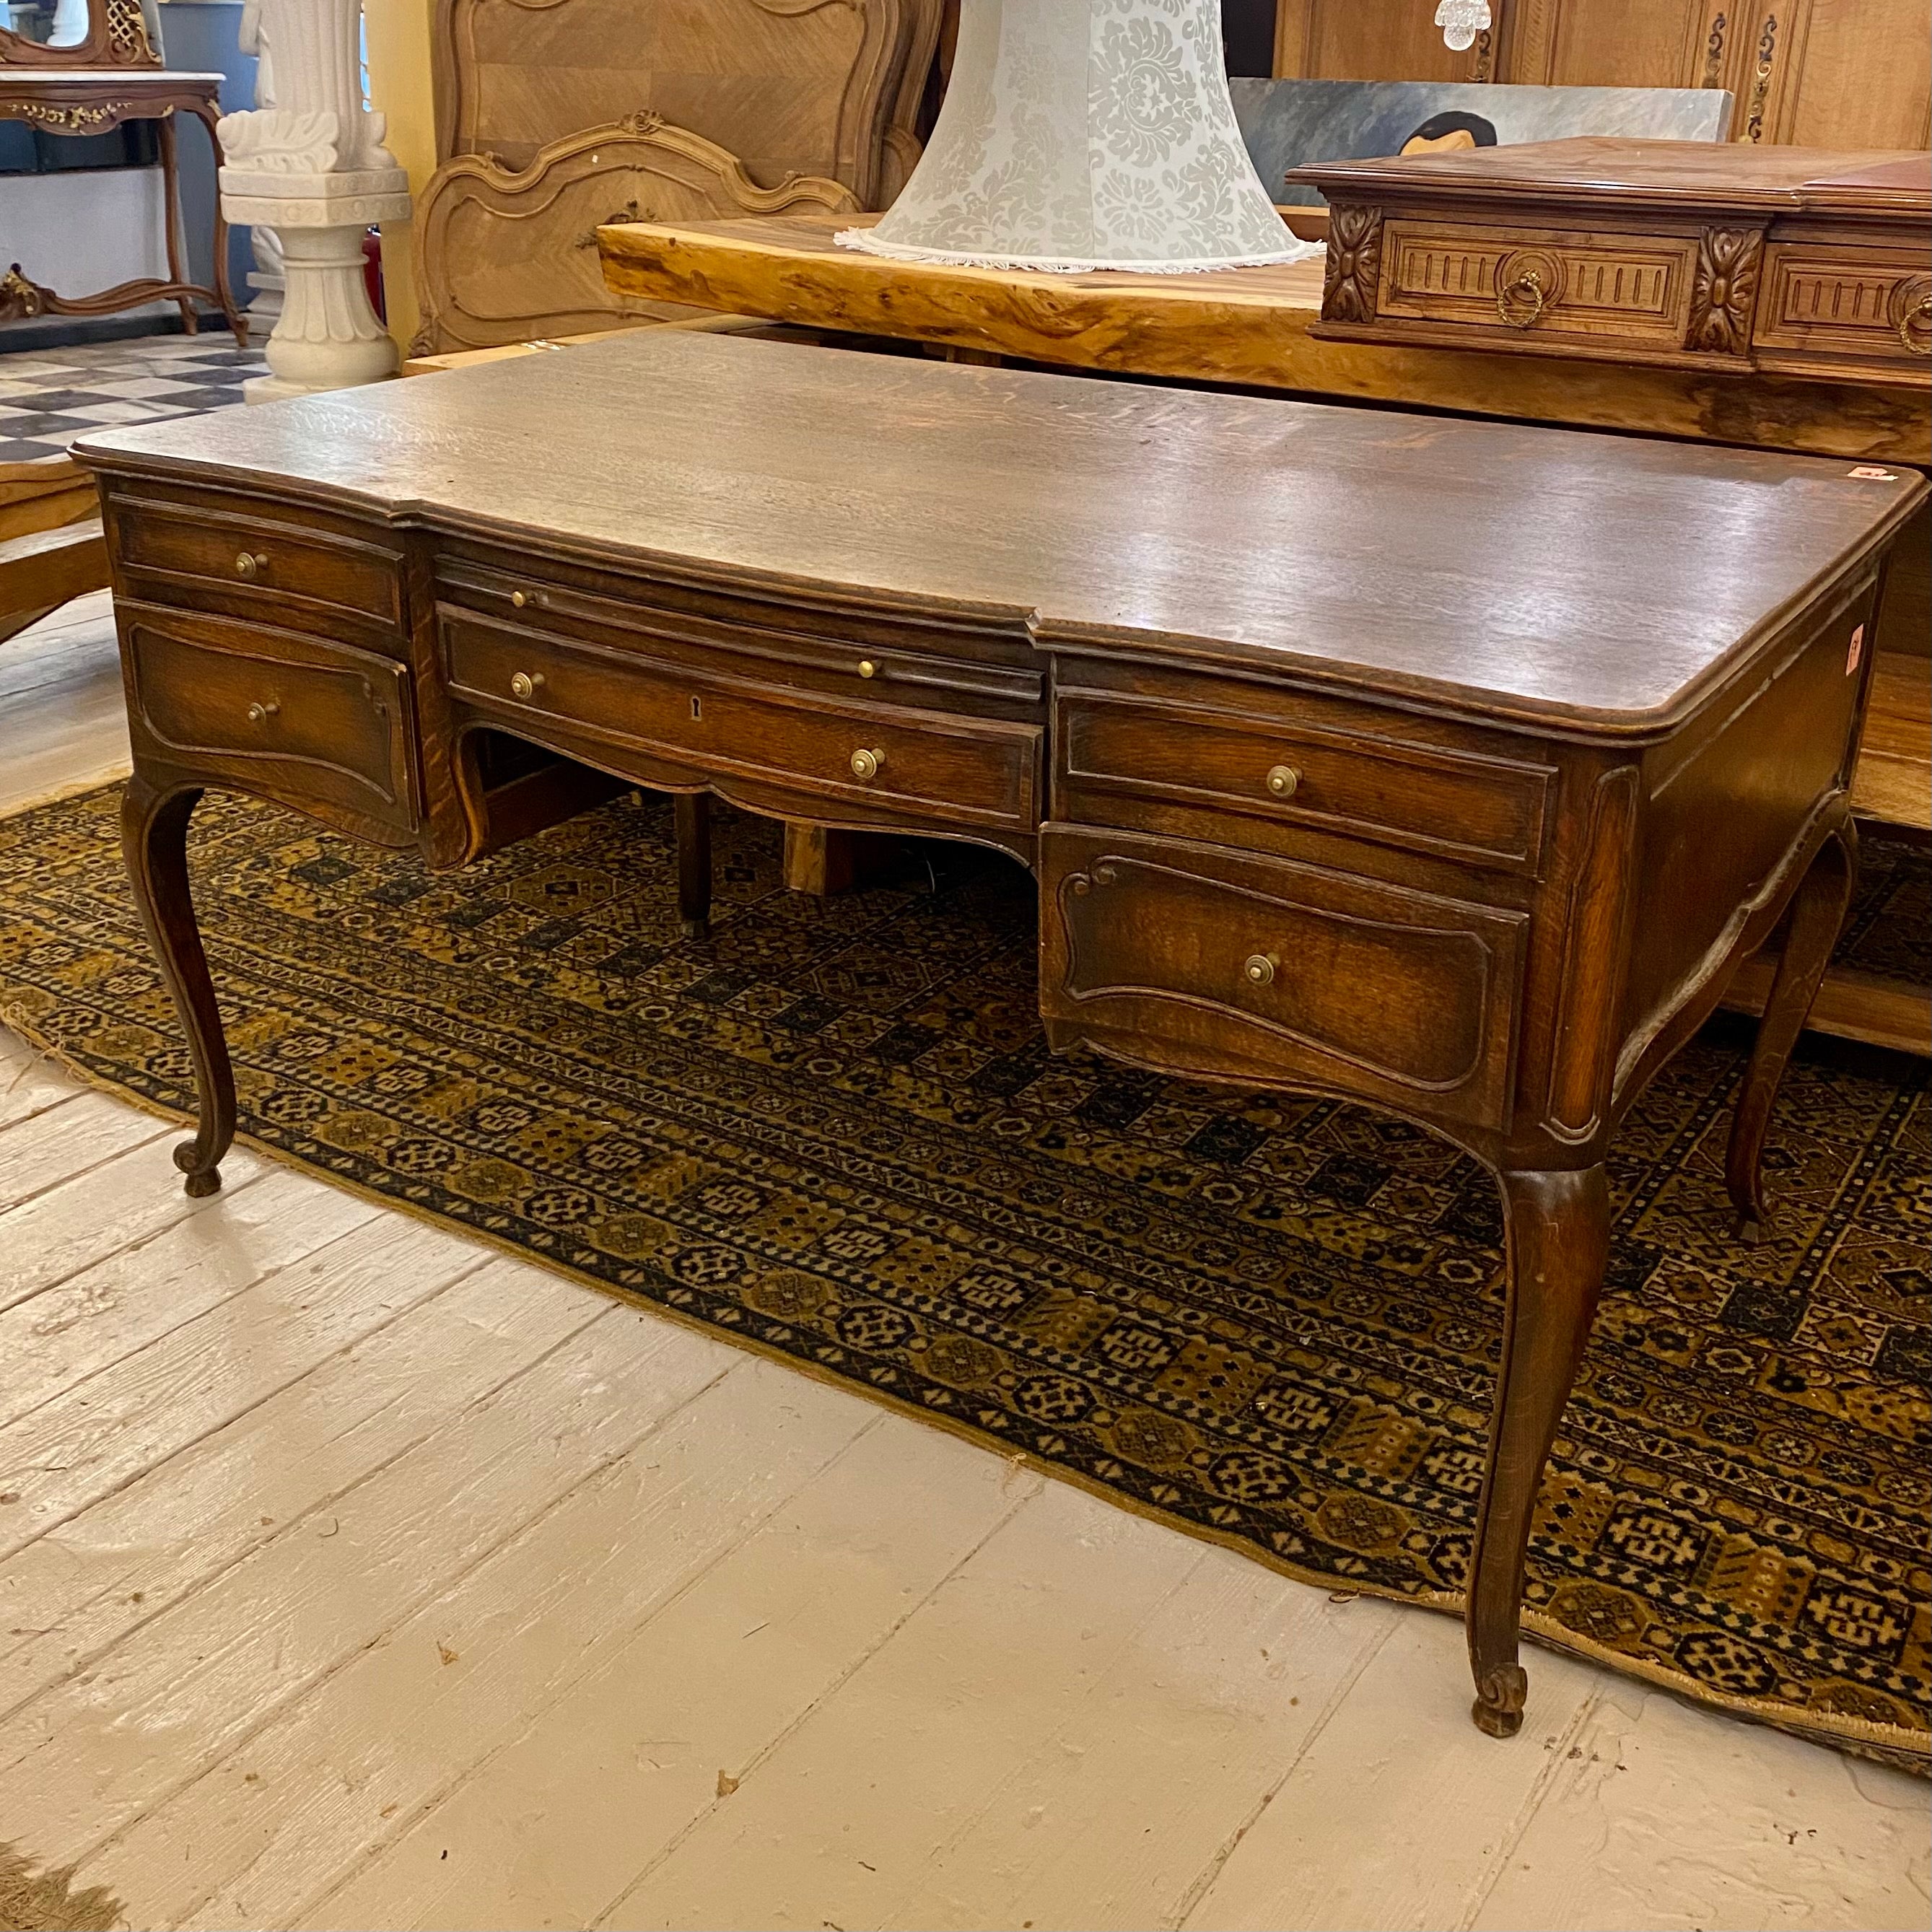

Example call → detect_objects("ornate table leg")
185 98 248 347
155 115 198 338
121 775 235 1198
1727 818 1858 1241
1467 1163 1610 1737
676 792 711 937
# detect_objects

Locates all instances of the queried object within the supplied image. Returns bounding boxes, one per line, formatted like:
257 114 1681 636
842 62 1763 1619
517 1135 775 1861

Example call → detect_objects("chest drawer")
1056 692 1550 874
1372 219 1699 353
1039 827 1526 1133
1752 245 1932 372
442 611 1041 834
113 497 404 637
121 604 418 837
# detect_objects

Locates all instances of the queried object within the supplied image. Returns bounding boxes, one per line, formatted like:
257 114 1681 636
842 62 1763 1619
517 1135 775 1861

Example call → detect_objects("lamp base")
833 227 1323 276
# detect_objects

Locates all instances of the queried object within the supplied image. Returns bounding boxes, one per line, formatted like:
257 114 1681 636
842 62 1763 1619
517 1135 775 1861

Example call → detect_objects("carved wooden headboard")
414 0 941 354
433 0 936 209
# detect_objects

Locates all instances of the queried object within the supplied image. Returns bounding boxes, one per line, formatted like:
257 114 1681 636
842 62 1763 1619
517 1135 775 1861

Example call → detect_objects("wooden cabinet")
1267 0 1931 154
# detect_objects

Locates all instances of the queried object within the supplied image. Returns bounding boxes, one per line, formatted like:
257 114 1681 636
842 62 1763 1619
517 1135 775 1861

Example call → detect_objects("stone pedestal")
220 170 411 400
217 0 411 402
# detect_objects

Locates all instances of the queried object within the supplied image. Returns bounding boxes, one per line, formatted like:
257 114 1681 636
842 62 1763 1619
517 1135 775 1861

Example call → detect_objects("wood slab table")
73 331 1926 1740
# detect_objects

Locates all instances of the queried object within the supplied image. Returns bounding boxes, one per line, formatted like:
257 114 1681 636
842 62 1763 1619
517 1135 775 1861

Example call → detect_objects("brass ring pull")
509 670 544 701
245 699 280 725
235 551 268 579
849 747 885 782
1243 953 1279 988
1496 268 1547 329
1264 764 1300 800
1898 293 1932 357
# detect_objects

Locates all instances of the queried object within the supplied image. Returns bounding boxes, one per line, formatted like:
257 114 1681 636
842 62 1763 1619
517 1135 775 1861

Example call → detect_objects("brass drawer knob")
849 747 884 782
1265 764 1301 800
510 590 528 608
245 699 280 726
857 659 878 679
1243 952 1278 988
235 551 268 580
509 670 545 701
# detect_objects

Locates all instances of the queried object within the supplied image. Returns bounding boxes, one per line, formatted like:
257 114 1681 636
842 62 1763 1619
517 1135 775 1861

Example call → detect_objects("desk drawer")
1040 828 1526 1132
442 611 1041 832
1375 219 1697 351
1057 693 1549 873
115 497 403 634
1753 246 1932 371
123 605 417 836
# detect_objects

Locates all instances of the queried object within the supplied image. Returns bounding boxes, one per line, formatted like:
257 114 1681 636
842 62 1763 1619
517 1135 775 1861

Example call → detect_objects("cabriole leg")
121 775 235 1197
1726 821 1858 1243
1467 1163 1610 1738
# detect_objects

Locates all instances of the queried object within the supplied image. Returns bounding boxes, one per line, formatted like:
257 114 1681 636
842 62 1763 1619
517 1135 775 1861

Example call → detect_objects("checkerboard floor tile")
0 328 271 463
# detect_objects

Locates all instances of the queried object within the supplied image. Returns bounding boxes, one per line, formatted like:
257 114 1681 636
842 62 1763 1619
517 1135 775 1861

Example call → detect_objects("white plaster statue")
217 0 411 400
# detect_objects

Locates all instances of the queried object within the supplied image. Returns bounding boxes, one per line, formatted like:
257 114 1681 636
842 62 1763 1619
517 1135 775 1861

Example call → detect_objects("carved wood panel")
0 0 157 70
432 0 939 211
413 115 858 354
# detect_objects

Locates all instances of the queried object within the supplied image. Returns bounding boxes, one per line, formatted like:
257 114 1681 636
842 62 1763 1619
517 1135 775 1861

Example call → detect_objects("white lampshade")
837 0 1319 274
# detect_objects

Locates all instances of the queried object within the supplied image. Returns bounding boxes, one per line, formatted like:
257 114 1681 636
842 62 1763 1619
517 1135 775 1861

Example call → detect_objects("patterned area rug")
2 784 1926 1769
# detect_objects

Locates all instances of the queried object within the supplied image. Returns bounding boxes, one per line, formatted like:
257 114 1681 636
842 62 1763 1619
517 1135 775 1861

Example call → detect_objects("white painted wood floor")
1 597 1926 1932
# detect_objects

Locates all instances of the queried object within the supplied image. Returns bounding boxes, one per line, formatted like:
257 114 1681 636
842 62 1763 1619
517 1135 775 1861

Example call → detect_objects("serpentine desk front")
73 332 1926 1739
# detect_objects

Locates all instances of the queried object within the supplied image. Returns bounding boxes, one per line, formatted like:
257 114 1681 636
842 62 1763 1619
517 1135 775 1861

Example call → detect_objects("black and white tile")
0 331 271 464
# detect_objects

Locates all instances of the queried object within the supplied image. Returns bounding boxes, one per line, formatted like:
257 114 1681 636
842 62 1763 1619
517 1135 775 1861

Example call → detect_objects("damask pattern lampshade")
836 0 1319 274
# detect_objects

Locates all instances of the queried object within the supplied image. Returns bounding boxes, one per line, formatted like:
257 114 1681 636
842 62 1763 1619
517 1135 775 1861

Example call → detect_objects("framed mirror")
0 0 159 69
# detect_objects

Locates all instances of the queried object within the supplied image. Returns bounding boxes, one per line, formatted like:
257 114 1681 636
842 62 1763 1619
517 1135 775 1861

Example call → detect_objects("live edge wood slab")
72 333 1926 1739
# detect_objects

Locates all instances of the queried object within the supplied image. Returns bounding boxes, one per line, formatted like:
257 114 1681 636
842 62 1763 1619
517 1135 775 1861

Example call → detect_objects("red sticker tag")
1847 624 1866 675
1848 465 1898 481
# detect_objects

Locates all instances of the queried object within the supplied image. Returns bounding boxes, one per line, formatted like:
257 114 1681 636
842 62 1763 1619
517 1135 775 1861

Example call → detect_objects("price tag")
1848 466 1899 481
1847 624 1866 676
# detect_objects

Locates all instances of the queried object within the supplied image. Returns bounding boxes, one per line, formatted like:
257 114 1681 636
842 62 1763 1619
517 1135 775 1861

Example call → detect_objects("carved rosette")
1687 225 1764 355
1323 205 1384 325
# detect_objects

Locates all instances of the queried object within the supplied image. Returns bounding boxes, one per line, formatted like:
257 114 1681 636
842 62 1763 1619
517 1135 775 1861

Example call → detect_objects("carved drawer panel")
442 609 1041 834
122 604 418 836
113 496 405 640
1039 827 1526 1133
1054 692 1551 874
1376 220 1697 348
1752 245 1932 369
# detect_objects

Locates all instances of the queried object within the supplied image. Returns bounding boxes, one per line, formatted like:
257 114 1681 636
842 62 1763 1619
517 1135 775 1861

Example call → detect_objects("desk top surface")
76 330 1926 735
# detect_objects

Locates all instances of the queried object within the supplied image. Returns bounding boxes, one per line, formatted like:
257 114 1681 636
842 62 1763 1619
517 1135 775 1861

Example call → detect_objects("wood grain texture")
71 330 1928 733
596 213 1932 463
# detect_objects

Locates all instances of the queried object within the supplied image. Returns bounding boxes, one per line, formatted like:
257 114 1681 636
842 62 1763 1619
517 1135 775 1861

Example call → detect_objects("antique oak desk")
74 333 1926 1739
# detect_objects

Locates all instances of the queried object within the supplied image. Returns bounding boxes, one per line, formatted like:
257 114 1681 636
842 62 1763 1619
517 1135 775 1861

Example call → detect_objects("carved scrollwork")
0 266 51 321
1687 225 1764 354
1744 12 1779 143
1700 10 1728 87
1322 204 1384 325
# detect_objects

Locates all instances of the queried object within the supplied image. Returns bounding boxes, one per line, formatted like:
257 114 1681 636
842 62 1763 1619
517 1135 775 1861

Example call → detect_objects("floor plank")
0 1086 169 1215
0 1206 454 1565
113 1363 891 1932
0 1256 601 1723
303 1419 1038 1932
0 1300 735 1873
1467 1684 1932 1932
0 1160 349 1429
0 1131 271 1316
1179 1617 1601 1932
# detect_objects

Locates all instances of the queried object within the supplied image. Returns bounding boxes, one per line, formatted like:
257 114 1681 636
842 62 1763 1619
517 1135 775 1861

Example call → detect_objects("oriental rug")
1 784 1925 1770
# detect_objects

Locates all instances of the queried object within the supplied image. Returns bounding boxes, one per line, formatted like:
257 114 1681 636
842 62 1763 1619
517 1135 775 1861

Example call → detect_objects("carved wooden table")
73 332 1926 1739
0 69 244 343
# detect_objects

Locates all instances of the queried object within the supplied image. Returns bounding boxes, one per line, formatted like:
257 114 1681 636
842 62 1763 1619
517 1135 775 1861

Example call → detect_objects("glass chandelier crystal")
836 0 1319 275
